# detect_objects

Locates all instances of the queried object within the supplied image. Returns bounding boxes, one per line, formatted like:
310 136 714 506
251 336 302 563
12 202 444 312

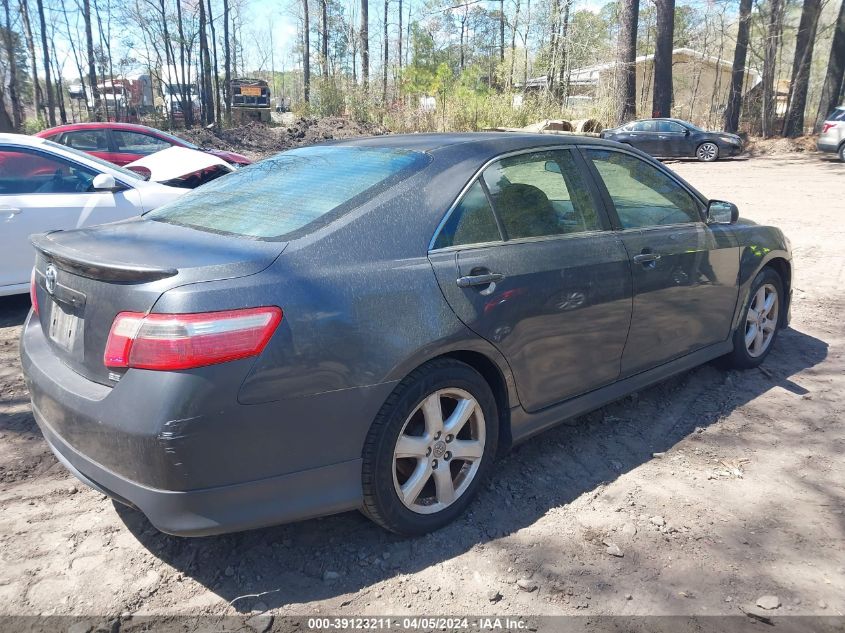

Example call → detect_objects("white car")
0 134 188 296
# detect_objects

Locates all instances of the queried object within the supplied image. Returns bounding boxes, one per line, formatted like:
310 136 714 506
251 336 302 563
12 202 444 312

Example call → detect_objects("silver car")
818 106 845 161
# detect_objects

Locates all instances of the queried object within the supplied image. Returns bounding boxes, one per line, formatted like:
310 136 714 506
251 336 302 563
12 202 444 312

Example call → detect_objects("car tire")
696 142 720 162
721 267 784 369
361 358 498 535
838 143 845 162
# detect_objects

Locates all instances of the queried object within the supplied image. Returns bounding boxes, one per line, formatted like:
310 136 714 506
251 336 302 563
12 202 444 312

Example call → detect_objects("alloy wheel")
697 142 718 161
392 388 486 514
745 283 779 358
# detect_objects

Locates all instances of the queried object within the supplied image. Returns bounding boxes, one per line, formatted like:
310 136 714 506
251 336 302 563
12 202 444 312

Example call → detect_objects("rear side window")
433 181 500 249
827 109 845 122
146 146 430 239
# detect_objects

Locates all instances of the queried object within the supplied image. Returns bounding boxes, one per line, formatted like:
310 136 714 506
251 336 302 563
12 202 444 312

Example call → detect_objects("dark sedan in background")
22 133 790 537
601 118 743 161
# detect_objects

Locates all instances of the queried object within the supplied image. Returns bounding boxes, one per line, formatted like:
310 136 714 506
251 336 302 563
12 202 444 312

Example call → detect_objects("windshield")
42 139 144 181
145 145 431 239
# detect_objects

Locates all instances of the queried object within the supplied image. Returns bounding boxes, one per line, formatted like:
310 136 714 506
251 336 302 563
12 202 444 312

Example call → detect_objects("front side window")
61 130 110 152
481 150 600 239
147 145 431 239
586 149 701 228
433 181 500 249
632 121 658 132
0 148 99 194
113 130 172 155
658 121 686 133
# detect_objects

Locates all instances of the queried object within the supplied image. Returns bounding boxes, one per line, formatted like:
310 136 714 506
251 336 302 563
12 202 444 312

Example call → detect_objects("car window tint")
482 150 600 239
828 109 845 122
658 121 685 133
586 149 701 228
113 130 172 154
62 130 109 152
0 148 98 194
433 180 500 249
146 145 431 239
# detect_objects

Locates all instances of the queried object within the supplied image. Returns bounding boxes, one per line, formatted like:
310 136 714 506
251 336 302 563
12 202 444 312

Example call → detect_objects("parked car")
126 146 234 189
817 106 845 161
35 122 252 168
22 134 792 537
600 118 743 161
0 133 189 297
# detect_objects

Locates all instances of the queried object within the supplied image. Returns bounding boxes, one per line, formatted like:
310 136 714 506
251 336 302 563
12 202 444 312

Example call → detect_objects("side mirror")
92 173 118 192
544 160 562 174
707 200 739 224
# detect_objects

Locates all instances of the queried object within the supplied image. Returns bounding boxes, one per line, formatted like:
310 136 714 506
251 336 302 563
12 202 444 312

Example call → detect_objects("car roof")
36 122 173 135
0 132 50 147
323 131 618 155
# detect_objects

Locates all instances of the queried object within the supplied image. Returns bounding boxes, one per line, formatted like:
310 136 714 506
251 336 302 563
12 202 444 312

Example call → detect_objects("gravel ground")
0 152 843 628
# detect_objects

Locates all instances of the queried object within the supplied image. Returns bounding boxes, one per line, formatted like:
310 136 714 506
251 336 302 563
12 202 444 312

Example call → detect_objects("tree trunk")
398 0 402 71
615 0 639 124
174 0 193 127
82 0 100 121
651 0 674 117
198 0 214 124
37 0 56 125
224 0 231 124
499 0 504 62
19 0 41 123
322 0 329 75
815 0 845 130
509 0 520 89
2 0 22 129
383 0 388 103
762 0 784 137
361 0 369 92
724 0 752 132
207 0 222 125
548 0 559 93
557 0 571 97
782 0 822 136
303 0 310 103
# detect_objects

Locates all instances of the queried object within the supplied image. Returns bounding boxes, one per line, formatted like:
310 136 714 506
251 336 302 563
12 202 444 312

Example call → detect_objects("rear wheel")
722 267 783 369
696 142 719 162
838 143 845 162
361 359 498 535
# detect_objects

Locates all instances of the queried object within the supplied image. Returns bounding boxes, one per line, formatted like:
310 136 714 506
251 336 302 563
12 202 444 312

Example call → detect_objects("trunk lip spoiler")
30 232 179 282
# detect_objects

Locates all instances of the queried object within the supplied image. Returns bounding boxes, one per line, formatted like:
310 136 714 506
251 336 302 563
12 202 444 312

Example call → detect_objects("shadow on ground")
108 325 828 612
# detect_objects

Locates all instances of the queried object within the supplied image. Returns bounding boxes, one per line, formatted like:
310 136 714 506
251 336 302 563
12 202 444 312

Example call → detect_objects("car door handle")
633 253 661 264
456 272 505 288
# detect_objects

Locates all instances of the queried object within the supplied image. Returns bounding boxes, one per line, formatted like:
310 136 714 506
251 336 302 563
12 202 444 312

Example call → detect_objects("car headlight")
719 135 741 145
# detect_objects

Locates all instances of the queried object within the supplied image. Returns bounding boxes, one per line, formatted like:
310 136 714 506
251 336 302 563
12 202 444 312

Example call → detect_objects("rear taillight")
30 269 39 315
822 122 836 133
104 306 282 370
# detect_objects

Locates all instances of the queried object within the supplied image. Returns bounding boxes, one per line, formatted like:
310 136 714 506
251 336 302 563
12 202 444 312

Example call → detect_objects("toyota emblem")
45 265 57 295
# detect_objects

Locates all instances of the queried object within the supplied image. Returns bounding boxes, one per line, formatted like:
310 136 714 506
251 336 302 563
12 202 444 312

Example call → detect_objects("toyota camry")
21 133 792 536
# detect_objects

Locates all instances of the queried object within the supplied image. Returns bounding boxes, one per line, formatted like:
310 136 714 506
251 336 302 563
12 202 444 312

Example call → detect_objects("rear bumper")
36 406 362 536
21 312 394 535
817 139 839 153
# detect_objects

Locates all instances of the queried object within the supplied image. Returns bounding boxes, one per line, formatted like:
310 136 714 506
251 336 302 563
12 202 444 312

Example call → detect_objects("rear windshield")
827 108 845 122
145 145 430 239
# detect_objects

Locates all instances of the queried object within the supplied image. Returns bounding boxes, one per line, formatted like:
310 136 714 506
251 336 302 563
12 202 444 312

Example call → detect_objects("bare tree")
198 0 214 123
815 0 845 129
782 0 822 136
322 0 329 74
652 0 674 117
37 0 56 124
2 0 22 128
762 0 784 137
224 0 231 123
361 0 369 92
207 0 222 123
19 0 41 122
383 0 388 103
615 0 639 124
303 0 310 103
723 0 752 132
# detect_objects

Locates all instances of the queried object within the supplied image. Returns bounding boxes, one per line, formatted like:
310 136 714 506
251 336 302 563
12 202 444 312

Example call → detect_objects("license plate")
240 86 261 96
49 302 81 351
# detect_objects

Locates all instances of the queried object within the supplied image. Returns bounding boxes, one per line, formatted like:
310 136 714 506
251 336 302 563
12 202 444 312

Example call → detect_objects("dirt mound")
180 117 389 160
744 135 819 156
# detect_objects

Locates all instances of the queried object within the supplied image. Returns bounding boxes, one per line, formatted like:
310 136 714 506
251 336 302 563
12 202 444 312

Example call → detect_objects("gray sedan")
22 133 792 536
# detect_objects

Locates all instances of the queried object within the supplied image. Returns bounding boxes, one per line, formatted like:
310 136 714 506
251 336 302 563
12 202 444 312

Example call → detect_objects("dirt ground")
0 151 843 630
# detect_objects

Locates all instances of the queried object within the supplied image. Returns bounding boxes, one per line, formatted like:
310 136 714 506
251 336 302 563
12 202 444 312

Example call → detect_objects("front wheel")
361 359 498 535
697 142 720 162
838 143 845 162
722 267 784 369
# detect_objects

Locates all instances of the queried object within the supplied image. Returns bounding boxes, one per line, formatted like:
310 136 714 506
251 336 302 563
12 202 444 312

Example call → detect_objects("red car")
35 122 252 168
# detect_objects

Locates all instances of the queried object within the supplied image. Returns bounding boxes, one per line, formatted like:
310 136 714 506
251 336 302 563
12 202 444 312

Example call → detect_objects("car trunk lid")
31 218 285 386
